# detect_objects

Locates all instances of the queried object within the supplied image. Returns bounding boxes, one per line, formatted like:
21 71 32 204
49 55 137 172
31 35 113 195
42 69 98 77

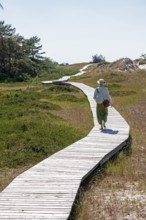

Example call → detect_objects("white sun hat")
97 78 105 84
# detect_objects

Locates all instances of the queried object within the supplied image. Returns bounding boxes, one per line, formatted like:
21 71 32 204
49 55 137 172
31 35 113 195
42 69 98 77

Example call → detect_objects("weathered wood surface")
0 65 130 219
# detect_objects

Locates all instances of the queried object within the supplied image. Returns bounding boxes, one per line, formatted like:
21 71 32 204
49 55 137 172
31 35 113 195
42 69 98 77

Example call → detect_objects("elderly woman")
93 79 112 129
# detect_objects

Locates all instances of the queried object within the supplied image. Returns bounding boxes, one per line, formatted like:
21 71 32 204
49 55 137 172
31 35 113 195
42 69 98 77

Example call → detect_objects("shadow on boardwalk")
101 128 119 135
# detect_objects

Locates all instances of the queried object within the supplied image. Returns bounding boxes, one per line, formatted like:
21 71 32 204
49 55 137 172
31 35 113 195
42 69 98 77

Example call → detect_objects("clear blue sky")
1 0 146 64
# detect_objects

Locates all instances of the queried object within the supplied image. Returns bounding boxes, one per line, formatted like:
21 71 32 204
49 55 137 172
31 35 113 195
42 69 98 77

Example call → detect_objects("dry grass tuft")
0 166 30 191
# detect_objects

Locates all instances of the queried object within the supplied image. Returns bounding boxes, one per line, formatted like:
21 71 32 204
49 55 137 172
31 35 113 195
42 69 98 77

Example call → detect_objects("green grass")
40 65 79 81
0 82 93 191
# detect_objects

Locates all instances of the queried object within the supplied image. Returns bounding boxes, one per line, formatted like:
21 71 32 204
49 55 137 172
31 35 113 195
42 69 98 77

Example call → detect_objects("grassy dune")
69 66 146 220
0 78 93 191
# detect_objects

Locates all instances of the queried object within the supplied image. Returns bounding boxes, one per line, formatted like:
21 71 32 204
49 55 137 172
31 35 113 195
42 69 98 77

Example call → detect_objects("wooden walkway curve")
0 65 130 219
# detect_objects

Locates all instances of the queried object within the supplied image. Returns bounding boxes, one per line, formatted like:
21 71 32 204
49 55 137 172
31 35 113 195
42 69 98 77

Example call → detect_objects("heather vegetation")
0 80 93 191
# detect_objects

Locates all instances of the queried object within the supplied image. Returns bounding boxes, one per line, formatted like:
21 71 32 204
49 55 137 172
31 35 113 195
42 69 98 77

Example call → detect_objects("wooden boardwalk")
0 66 130 219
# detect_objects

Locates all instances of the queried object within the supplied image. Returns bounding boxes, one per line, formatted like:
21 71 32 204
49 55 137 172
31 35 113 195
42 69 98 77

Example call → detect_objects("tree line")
0 19 108 82
92 54 106 63
0 21 56 82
